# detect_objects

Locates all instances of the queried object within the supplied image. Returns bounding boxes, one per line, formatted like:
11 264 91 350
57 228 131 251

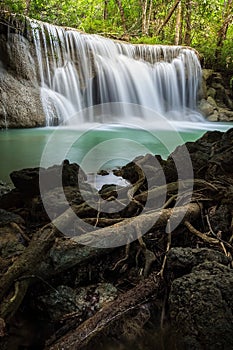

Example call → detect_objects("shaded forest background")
1 0 233 75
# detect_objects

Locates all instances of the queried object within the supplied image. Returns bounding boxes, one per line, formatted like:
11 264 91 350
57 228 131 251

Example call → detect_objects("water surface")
0 121 232 185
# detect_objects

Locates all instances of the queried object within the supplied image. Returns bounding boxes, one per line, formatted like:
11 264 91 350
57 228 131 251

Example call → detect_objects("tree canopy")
1 0 233 71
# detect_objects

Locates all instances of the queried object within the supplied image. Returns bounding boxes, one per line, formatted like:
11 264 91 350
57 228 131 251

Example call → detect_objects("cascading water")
30 19 203 126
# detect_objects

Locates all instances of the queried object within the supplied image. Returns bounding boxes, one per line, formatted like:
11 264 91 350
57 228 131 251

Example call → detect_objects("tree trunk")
174 2 182 45
156 0 181 35
215 0 233 62
146 0 153 35
184 0 192 45
104 0 109 20
115 0 127 33
140 0 148 35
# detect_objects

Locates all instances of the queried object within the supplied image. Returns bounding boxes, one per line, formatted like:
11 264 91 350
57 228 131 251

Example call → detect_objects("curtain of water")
30 20 203 126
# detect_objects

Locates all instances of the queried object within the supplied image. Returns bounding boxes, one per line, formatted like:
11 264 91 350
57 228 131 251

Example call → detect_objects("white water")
30 20 203 126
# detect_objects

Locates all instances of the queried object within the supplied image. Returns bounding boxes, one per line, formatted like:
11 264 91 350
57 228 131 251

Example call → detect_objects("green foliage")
1 0 233 71
2 0 25 13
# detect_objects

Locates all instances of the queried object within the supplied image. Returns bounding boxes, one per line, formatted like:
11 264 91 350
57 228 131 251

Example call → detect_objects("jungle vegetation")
1 0 233 72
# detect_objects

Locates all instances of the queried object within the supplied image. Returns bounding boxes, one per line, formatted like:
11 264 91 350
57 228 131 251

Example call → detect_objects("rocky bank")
0 128 233 349
198 69 233 122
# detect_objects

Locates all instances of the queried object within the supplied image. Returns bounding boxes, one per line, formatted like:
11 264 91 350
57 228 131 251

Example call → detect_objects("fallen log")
47 272 163 350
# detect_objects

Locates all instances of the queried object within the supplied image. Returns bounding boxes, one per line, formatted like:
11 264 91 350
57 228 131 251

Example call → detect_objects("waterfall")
30 20 203 126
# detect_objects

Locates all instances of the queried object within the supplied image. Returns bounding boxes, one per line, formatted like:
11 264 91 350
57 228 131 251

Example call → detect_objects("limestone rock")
0 70 45 128
199 69 233 121
207 111 219 121
198 98 215 117
218 109 233 122
207 95 218 108
202 69 214 81
0 34 37 83
207 87 216 99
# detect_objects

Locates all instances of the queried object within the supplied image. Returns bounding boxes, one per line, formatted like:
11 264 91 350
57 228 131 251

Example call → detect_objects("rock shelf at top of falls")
1 12 233 129
0 11 207 129
1 12 232 129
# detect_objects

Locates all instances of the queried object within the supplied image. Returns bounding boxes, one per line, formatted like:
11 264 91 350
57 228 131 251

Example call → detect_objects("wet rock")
0 28 46 128
99 184 118 200
10 167 40 195
118 154 168 186
169 261 233 350
202 69 214 82
10 160 87 195
208 204 232 236
33 183 97 223
97 170 109 176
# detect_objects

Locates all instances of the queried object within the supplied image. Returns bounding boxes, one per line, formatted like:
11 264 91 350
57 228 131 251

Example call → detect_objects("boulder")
0 32 45 128
198 98 215 117
0 70 45 128
10 160 87 195
169 259 233 350
207 111 219 121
